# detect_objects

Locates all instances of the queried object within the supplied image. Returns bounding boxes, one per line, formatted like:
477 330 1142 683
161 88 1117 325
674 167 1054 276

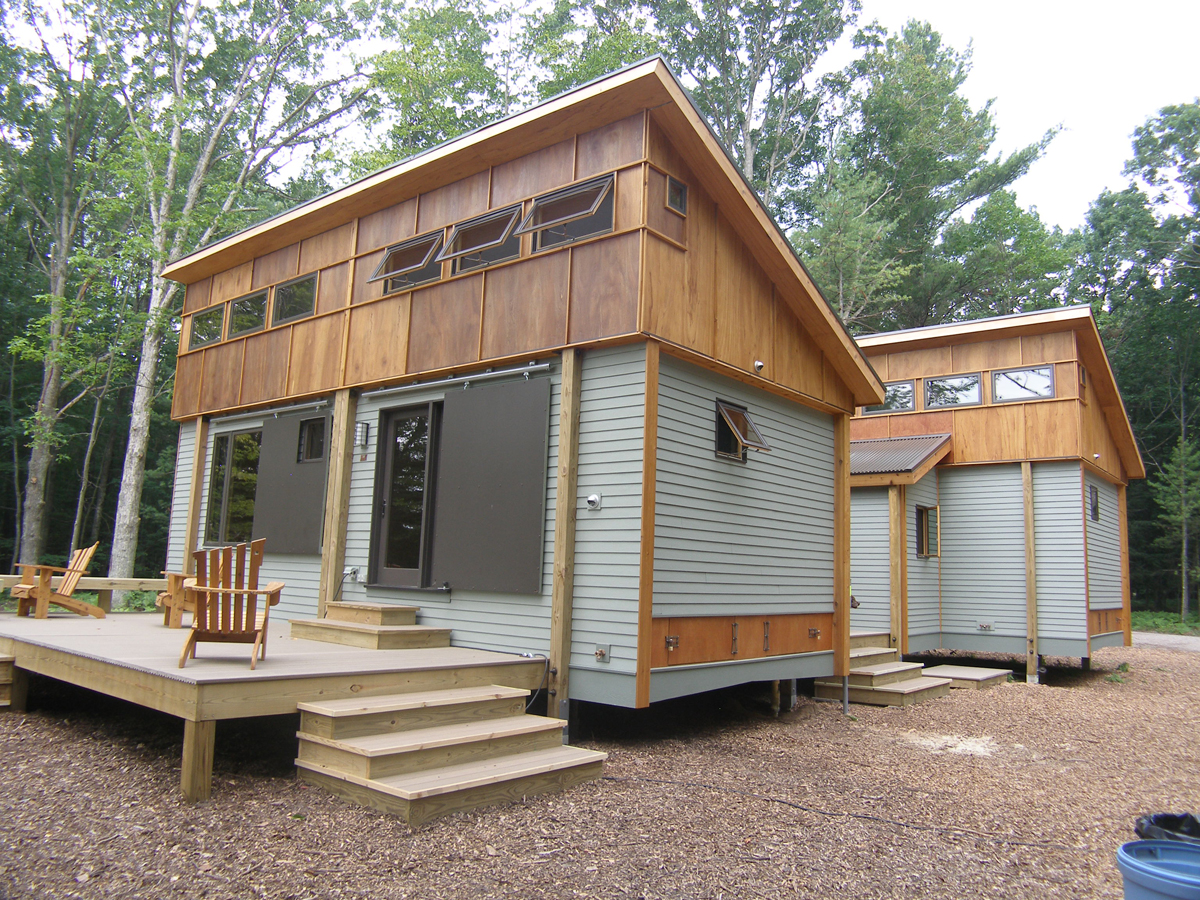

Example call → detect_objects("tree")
1149 438 1200 620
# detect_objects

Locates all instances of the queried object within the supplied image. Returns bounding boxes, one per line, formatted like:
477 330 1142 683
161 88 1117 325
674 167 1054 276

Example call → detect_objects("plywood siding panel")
568 232 639 342
316 262 350 315
850 487 891 633
653 355 835 617
480 252 569 358
906 470 940 636
888 347 952 381
952 337 1021 373
356 199 417 253
407 274 483 372
238 328 291 405
823 357 855 412
489 138 574 207
1032 462 1087 641
773 297 824 398
714 216 773 374
849 416 889 440
645 167 685 244
1025 400 1079 459
211 262 252 304
888 411 954 438
288 315 345 395
614 165 643 232
1021 331 1075 364
642 234 689 345
251 243 299 289
417 171 490 233
351 250 386 307
199 341 244 413
166 420 196 573
953 405 1025 462
683 184 717 357
1086 471 1122 610
300 222 356 272
344 293 411 386
575 112 645 179
173 351 204 419
184 278 212 314
1055 362 1078 399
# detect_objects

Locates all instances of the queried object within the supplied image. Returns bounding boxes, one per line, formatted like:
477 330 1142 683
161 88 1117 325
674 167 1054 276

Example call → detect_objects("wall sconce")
354 422 370 449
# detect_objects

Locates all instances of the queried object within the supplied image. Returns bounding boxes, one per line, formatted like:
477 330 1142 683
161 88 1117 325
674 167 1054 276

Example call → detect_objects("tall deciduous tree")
1150 438 1200 621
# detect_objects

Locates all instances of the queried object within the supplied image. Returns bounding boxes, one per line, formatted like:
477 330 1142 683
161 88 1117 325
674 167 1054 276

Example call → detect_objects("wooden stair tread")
326 601 420 614
849 661 923 677
298 685 528 717
292 619 449 636
817 675 951 694
299 715 564 756
922 665 1012 687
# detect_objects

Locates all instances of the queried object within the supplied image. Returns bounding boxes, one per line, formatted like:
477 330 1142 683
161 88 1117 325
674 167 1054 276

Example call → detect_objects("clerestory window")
515 175 615 251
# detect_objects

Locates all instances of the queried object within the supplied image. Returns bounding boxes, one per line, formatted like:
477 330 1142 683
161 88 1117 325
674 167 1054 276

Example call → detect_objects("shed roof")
850 434 951 477
161 57 884 407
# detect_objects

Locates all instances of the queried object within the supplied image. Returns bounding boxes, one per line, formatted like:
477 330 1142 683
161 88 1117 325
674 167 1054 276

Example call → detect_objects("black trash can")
1136 815 1200 846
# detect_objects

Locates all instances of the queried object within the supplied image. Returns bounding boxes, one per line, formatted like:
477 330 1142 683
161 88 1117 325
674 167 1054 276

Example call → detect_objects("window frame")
204 428 263 545
991 365 1055 404
924 373 982 409
436 205 522 273
714 400 770 462
916 505 940 558
369 232 445 294
371 402 441 588
272 274 318 326
515 175 615 252
863 380 916 414
1089 484 1100 521
188 305 226 350
227 289 269 339
297 417 326 463
666 176 688 216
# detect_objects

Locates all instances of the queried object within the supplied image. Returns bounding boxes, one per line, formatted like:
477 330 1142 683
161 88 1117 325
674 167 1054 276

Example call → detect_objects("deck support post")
833 412 851 678
549 348 583 722
318 389 358 619
1022 461 1039 684
888 484 907 653
181 718 216 802
182 417 210 576
8 667 29 712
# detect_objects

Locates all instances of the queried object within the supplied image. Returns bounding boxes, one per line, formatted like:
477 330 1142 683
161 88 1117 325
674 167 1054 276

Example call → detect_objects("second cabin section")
161 60 884 710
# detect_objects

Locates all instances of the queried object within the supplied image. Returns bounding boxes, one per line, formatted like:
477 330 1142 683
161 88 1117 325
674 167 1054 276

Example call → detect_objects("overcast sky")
850 1 1200 233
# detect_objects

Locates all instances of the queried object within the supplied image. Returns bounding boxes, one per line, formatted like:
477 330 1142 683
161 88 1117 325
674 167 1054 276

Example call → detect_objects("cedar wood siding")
906 469 941 647
849 488 891 634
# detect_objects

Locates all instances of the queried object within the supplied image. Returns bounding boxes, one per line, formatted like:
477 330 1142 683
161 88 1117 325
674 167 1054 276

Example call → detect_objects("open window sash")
513 176 613 237
435 206 522 263
368 233 444 288
716 401 771 453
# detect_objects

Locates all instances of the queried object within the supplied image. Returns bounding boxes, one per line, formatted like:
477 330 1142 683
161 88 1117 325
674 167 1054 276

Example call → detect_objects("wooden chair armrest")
15 563 72 574
186 585 282 597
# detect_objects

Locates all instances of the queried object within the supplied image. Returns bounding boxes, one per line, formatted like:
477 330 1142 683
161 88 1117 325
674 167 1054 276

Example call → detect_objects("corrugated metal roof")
850 434 951 476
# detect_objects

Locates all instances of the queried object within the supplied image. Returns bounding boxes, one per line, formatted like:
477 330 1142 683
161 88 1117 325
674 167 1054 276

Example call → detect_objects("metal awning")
850 433 952 478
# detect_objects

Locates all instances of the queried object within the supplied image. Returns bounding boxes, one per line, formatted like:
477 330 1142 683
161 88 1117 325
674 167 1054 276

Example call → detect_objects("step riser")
302 697 528 740
325 607 417 626
298 727 565 780
849 650 898 667
297 758 604 829
290 621 450 650
0 683 9 706
946 674 1008 690
849 669 923 688
815 682 951 707
849 633 891 650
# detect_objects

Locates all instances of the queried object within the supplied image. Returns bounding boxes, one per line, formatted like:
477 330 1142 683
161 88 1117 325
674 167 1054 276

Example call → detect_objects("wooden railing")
0 575 168 612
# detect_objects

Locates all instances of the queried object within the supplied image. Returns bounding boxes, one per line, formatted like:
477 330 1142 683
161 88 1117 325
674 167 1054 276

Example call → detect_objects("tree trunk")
88 422 118 547
70 393 106 555
8 353 22 572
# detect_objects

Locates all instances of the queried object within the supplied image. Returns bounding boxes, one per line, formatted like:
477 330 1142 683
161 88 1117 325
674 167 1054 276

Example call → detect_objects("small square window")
916 506 939 557
515 176 615 251
228 290 268 338
189 306 225 350
715 400 770 462
273 275 317 325
666 177 688 215
298 418 325 462
864 381 915 414
1089 485 1100 521
370 232 444 294
992 366 1054 402
925 374 981 408
437 206 522 273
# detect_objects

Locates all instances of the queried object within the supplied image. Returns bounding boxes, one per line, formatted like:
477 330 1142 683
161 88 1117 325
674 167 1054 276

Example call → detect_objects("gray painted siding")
1033 462 1087 641
653 355 835 617
1086 473 1123 610
939 465 1027 640
166 421 196 573
907 470 941 637
850 488 891 633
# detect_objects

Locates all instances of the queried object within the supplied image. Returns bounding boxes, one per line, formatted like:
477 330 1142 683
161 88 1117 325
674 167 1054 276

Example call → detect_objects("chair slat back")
59 543 98 597
190 542 263 637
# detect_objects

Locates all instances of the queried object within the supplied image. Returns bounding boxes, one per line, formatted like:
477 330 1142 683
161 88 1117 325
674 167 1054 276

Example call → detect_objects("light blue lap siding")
850 488 891 633
1033 462 1087 641
166 421 196 573
1086 472 1123 610
652 355 835 617
939 464 1027 639
907 469 941 636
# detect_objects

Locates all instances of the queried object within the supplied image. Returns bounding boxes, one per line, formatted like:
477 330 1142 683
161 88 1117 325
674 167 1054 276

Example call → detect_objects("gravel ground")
1 643 1197 900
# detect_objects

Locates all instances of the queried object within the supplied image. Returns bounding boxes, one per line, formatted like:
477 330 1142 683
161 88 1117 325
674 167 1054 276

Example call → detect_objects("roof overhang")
850 433 952 487
162 58 884 408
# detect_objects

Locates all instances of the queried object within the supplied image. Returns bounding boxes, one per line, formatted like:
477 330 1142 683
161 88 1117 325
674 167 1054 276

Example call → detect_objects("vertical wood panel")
211 262 252 304
1021 331 1075 364
417 171 490 233
287 315 345 395
1022 460 1039 683
645 167 686 243
614 165 643 232
952 337 1021 372
343 293 411 386
1055 362 1078 399
1024 400 1079 458
318 388 358 618
568 232 640 342
351 249 386 306
198 340 244 413
833 412 850 677
575 112 645 179
953 405 1026 462
481 252 570 358
823 357 855 412
714 214 773 374
887 347 952 381
490 138 575 207
888 484 904 651
888 410 954 439
182 418 209 576
549 348 583 716
251 243 299 289
646 113 692 180
635 341 659 708
773 293 824 398
316 262 350 314
184 278 212 314
172 352 204 419
356 198 417 252
300 222 356 272
849 416 889 440
641 234 689 345
238 328 291 405
407 274 483 372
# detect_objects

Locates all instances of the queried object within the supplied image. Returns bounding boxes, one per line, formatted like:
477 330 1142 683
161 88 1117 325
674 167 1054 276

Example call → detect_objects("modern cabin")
846 306 1144 680
161 58 885 713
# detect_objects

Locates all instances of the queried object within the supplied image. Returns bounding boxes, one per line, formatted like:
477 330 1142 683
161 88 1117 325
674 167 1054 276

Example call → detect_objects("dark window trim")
863 380 916 415
923 373 983 409
436 206 522 263
991 365 1055 404
513 175 614 238
189 305 226 350
227 289 269 339
271 273 318 326
666 176 688 216
1089 484 1100 521
297 417 326 463
368 232 445 292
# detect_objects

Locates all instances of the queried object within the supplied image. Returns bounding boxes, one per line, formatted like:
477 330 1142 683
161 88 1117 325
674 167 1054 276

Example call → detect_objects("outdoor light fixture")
355 422 370 449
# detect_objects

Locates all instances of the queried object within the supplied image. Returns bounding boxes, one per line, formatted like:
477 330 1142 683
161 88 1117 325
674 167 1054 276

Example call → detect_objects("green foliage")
1105 672 1125 684
1129 610 1200 636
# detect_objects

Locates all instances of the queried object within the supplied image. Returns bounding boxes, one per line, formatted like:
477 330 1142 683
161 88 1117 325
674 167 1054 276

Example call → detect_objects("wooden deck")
0 612 544 801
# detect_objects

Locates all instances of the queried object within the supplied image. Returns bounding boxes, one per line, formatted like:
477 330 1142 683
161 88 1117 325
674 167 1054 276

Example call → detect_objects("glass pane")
717 402 770 451
521 178 611 232
385 412 429 570
224 431 261 542
926 508 938 555
440 208 520 260
715 411 744 460
667 177 688 214
273 276 316 324
205 435 230 543
925 374 981 408
190 306 225 349
298 419 325 462
454 230 520 273
865 381 914 413
992 366 1054 402
229 291 268 337
374 235 443 293
536 186 614 250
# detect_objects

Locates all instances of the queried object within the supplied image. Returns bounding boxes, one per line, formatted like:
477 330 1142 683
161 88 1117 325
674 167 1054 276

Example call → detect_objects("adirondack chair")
12 543 103 619
178 539 284 670
156 572 196 628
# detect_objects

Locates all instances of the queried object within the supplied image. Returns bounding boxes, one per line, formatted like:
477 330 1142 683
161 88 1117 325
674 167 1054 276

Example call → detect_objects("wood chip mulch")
1 643 1197 899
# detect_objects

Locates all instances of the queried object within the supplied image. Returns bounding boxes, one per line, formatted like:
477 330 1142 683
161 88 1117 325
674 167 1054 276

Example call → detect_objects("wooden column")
635 342 660 708
888 484 907 652
833 412 851 678
317 389 359 618
8 667 29 713
182 417 210 575
181 718 216 802
549 348 583 720
1022 461 1039 683
1118 483 1132 646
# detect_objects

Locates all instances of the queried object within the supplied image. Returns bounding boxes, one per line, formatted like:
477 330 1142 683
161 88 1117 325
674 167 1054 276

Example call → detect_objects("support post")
8 668 29 712
318 389 358 618
888 484 906 652
181 718 216 802
1118 483 1132 646
182 418 209 576
549 348 583 722
1022 461 1039 684
634 342 660 708
833 412 851 678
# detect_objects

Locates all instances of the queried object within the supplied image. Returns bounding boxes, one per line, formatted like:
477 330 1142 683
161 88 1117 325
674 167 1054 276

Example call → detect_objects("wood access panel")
1089 607 1123 635
356 199 417 254
316 262 350 315
288 315 345 396
344 293 411 387
489 138 574 208
251 243 299 290
198 340 244 414
300 222 356 273
407 275 483 373
568 232 639 342
480 251 569 358
417 171 490 234
238 328 291 406
575 112 645 179
184 278 212 315
649 613 833 667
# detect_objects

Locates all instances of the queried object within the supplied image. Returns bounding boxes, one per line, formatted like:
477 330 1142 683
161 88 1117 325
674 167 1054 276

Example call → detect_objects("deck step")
289 618 451 650
849 646 898 666
849 631 891 650
298 685 531 740
297 745 607 828
0 655 11 708
297 714 566 779
815 675 952 707
922 665 1012 690
848 660 926 687
324 601 418 627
